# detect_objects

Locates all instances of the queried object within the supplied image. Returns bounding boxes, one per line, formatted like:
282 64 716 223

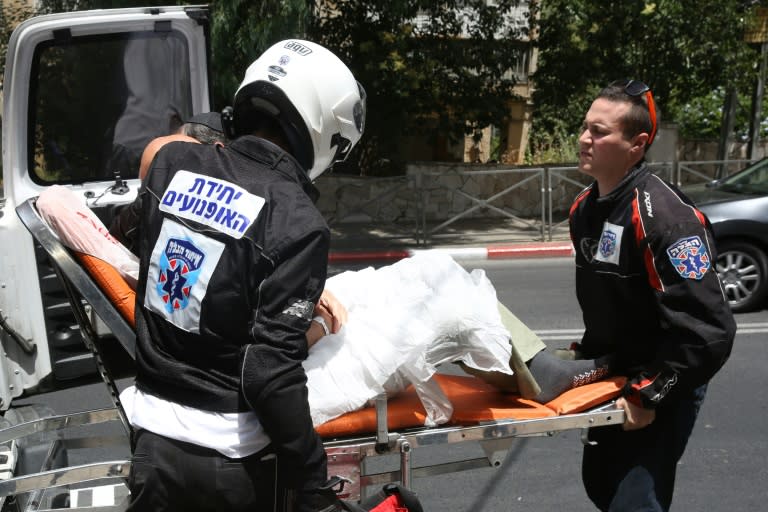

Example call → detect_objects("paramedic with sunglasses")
568 80 735 511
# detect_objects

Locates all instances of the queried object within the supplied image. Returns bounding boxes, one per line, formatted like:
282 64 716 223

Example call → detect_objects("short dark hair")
180 112 227 145
596 82 657 144
181 122 226 145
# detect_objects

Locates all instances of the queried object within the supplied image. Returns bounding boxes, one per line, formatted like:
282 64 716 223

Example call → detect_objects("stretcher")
0 198 626 509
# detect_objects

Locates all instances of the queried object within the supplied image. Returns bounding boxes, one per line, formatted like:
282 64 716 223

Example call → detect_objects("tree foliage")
310 0 528 175
530 0 760 158
209 0 313 110
13 1 759 173
2 1 37 83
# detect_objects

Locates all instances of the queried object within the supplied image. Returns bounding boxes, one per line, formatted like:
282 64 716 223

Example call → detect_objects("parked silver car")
684 158 768 312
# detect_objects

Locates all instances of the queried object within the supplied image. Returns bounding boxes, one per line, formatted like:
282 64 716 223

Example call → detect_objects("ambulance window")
28 31 193 184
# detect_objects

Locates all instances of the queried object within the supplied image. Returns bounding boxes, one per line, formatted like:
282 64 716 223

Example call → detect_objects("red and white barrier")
328 242 574 263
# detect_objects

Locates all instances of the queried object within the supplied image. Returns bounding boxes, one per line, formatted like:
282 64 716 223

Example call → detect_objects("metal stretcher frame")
0 198 627 507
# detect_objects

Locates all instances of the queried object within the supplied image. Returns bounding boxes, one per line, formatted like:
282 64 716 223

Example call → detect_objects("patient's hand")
305 289 347 349
315 289 347 334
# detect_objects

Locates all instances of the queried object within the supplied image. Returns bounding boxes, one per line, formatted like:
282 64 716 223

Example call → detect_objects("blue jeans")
582 384 707 511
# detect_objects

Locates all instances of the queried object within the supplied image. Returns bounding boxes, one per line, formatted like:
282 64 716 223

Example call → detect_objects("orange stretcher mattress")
75 247 627 439
75 251 137 328
316 374 626 438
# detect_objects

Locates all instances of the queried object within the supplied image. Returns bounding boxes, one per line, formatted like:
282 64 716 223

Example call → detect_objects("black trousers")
127 429 277 512
582 384 707 512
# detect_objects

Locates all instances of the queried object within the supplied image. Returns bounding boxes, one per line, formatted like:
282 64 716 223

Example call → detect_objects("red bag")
318 478 423 512
368 494 407 512
360 484 423 512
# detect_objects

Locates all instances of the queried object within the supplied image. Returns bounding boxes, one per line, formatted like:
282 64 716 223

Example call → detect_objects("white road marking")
534 322 768 341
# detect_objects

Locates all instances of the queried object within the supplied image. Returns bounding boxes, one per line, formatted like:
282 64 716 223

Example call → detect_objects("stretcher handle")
580 399 624 446
375 393 389 452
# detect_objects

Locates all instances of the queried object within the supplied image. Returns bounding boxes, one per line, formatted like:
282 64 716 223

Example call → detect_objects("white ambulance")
0 5 211 411
0 8 211 506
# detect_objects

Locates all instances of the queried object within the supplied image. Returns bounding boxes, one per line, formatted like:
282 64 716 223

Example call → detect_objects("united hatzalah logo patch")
667 235 710 280
145 219 226 333
599 230 617 258
594 222 623 265
157 238 205 312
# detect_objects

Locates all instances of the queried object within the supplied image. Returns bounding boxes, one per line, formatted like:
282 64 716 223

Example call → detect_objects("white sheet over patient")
304 252 513 427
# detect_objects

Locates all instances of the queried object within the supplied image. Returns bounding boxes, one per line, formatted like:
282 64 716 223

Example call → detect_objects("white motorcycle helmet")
231 39 366 181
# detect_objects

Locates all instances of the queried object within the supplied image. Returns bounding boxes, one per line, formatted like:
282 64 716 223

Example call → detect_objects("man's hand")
616 397 656 431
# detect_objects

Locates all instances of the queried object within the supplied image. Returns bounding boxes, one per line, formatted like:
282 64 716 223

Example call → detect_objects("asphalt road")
414 258 768 511
12 257 768 511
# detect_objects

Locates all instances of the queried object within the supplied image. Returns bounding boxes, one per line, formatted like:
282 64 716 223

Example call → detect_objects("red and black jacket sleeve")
625 177 736 408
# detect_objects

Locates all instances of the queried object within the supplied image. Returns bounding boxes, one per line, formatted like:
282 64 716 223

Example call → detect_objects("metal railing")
322 159 756 246
413 166 546 244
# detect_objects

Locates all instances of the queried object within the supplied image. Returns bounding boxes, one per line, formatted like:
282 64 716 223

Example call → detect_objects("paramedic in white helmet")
121 40 365 512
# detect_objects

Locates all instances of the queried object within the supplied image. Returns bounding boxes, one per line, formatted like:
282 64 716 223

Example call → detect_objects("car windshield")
717 159 768 195
29 30 193 184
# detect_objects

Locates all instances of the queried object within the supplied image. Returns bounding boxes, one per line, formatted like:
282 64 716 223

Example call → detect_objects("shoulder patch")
666 235 711 280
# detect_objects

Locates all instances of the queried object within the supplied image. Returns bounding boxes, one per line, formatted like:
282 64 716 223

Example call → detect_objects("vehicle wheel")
715 241 768 313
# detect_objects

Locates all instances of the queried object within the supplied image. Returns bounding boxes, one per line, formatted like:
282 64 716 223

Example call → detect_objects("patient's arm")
109 134 204 253
139 133 200 180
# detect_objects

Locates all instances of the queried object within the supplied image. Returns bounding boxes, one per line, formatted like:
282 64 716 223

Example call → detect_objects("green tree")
4 1 529 176
310 0 528 175
1 1 37 88
530 0 759 161
209 0 313 109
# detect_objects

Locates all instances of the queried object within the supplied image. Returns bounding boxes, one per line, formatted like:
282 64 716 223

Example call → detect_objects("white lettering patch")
594 222 623 265
145 218 225 333
159 170 265 239
644 191 653 217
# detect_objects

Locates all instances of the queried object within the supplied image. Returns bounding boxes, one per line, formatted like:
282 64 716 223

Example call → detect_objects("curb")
328 241 575 263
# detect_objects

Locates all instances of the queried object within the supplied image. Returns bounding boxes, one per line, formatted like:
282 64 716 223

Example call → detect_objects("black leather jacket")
134 135 329 489
569 163 735 409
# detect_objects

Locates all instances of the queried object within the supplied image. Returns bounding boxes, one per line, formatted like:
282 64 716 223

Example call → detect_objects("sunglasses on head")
611 79 658 146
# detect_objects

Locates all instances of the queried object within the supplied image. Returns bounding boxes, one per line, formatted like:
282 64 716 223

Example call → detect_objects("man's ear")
630 132 650 156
